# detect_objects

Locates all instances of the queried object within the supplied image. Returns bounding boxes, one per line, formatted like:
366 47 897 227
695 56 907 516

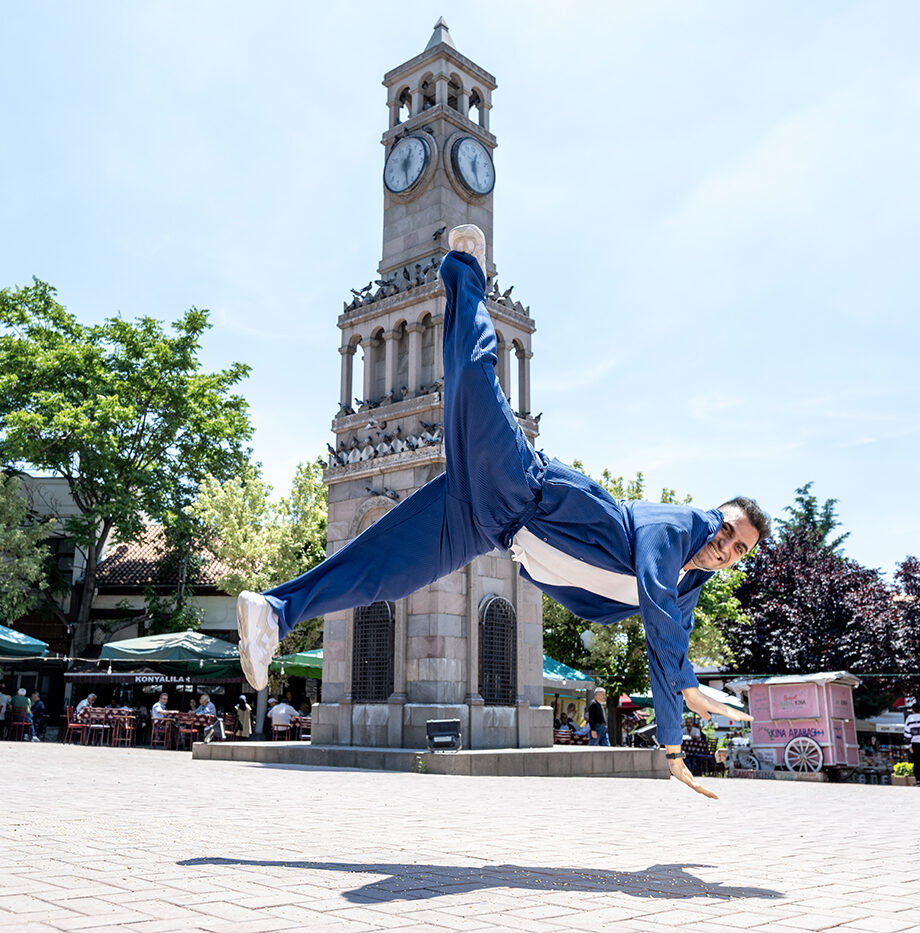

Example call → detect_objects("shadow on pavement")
177 857 783 903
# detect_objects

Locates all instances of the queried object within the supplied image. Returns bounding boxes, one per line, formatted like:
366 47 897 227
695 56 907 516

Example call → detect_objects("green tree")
776 481 849 552
0 279 252 646
191 458 328 652
0 472 53 624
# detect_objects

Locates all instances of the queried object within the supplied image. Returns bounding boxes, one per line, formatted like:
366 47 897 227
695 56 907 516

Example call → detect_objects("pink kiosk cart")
726 672 861 777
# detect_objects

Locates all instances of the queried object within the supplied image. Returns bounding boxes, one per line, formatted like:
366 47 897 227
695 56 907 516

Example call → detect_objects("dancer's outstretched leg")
238 226 543 690
439 229 545 545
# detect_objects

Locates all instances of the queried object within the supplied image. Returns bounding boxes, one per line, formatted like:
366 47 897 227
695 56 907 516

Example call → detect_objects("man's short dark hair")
719 496 772 544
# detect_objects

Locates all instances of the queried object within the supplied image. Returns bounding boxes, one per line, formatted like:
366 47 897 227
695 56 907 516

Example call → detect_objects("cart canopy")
0 623 49 658
726 671 861 696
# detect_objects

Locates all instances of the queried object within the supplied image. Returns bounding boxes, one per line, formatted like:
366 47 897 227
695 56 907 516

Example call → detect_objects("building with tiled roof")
95 526 234 587
92 526 238 645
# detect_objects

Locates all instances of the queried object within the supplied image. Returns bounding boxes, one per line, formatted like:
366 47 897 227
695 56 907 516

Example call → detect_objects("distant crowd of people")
1 681 315 744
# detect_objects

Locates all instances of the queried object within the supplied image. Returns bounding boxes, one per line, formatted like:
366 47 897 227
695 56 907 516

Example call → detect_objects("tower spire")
424 16 455 51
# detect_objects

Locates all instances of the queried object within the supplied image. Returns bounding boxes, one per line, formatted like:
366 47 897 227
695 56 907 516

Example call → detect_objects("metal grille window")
479 595 516 706
351 601 394 703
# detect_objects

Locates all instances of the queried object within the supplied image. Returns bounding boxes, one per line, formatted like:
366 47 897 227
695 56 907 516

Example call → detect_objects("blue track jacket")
517 458 724 746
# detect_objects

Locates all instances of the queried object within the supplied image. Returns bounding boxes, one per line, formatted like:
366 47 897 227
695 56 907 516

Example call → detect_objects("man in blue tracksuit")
237 225 770 798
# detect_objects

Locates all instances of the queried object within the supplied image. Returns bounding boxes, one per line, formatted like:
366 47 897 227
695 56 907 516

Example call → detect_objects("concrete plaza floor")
3 742 920 933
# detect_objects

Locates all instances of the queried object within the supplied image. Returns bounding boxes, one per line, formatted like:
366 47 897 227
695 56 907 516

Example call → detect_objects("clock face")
383 136 430 193
451 136 495 196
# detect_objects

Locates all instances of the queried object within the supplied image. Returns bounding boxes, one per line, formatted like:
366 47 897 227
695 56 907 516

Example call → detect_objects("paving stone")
3 743 920 932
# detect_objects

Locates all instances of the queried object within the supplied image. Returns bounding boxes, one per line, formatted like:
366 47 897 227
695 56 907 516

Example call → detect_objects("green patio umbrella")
0 624 49 658
99 630 241 677
270 648 323 680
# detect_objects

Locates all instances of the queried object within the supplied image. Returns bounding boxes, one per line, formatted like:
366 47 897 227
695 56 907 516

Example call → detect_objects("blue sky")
2 2 917 576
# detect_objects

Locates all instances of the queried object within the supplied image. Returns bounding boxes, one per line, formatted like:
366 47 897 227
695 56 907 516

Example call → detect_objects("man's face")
690 506 759 571
160 694 168 705
200 695 208 705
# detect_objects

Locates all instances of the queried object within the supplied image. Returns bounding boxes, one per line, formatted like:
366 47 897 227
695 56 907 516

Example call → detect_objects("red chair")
223 712 238 740
64 707 87 745
151 718 173 749
175 714 199 750
9 709 32 741
271 723 291 741
85 720 110 746
294 716 311 741
112 715 136 747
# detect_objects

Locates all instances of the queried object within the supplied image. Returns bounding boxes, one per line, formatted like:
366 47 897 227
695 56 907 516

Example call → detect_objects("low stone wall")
194 741 669 779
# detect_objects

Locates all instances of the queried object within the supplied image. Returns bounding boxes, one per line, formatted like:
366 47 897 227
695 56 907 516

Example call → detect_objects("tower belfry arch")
312 19 551 750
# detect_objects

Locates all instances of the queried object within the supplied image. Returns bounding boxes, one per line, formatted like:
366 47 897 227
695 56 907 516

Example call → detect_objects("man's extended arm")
632 521 699 746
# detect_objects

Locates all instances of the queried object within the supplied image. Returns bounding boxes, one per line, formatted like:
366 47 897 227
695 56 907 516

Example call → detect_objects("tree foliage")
0 472 53 624
542 461 745 696
0 279 253 644
776 481 849 552
191 459 328 651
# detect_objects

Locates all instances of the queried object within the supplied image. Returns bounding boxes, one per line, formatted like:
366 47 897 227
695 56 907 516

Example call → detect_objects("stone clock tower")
311 19 552 751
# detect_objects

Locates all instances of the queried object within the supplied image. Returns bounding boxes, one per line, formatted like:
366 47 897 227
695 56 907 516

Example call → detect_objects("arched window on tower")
394 320 408 400
420 73 435 110
397 87 411 123
469 88 483 123
370 327 386 401
352 601 395 703
419 313 435 389
447 76 462 111
479 595 517 706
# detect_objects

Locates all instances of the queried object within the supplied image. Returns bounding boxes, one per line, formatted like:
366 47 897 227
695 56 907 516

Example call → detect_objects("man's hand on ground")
682 686 753 724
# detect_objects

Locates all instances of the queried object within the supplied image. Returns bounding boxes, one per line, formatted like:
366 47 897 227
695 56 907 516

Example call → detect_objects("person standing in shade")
904 702 920 780
30 692 46 739
0 682 10 740
588 688 610 747
235 695 253 739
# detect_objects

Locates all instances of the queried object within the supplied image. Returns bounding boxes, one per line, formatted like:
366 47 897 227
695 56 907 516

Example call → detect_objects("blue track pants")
264 250 546 637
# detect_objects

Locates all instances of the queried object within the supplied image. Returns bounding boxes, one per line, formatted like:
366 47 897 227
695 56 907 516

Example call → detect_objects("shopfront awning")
0 623 49 658
270 649 323 680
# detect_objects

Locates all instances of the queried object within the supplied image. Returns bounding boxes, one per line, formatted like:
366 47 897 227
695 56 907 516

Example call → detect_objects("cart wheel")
783 736 823 772
736 751 760 771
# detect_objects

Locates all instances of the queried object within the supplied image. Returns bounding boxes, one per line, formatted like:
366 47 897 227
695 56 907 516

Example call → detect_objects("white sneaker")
236 591 280 692
448 224 486 276
31 736 40 742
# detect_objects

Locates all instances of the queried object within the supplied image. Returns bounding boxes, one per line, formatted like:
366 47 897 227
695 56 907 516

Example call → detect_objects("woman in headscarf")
235 694 252 739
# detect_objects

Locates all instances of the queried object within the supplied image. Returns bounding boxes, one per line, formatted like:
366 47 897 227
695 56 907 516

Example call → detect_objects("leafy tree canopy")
0 472 53 624
191 458 328 652
776 481 849 552
0 279 253 642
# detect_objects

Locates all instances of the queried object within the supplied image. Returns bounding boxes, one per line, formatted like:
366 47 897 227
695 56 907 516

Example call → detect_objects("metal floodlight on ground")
633 723 658 748
426 719 462 752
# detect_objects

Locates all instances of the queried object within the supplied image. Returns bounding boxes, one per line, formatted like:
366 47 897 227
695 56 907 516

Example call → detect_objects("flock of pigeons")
343 261 531 318
326 421 444 468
